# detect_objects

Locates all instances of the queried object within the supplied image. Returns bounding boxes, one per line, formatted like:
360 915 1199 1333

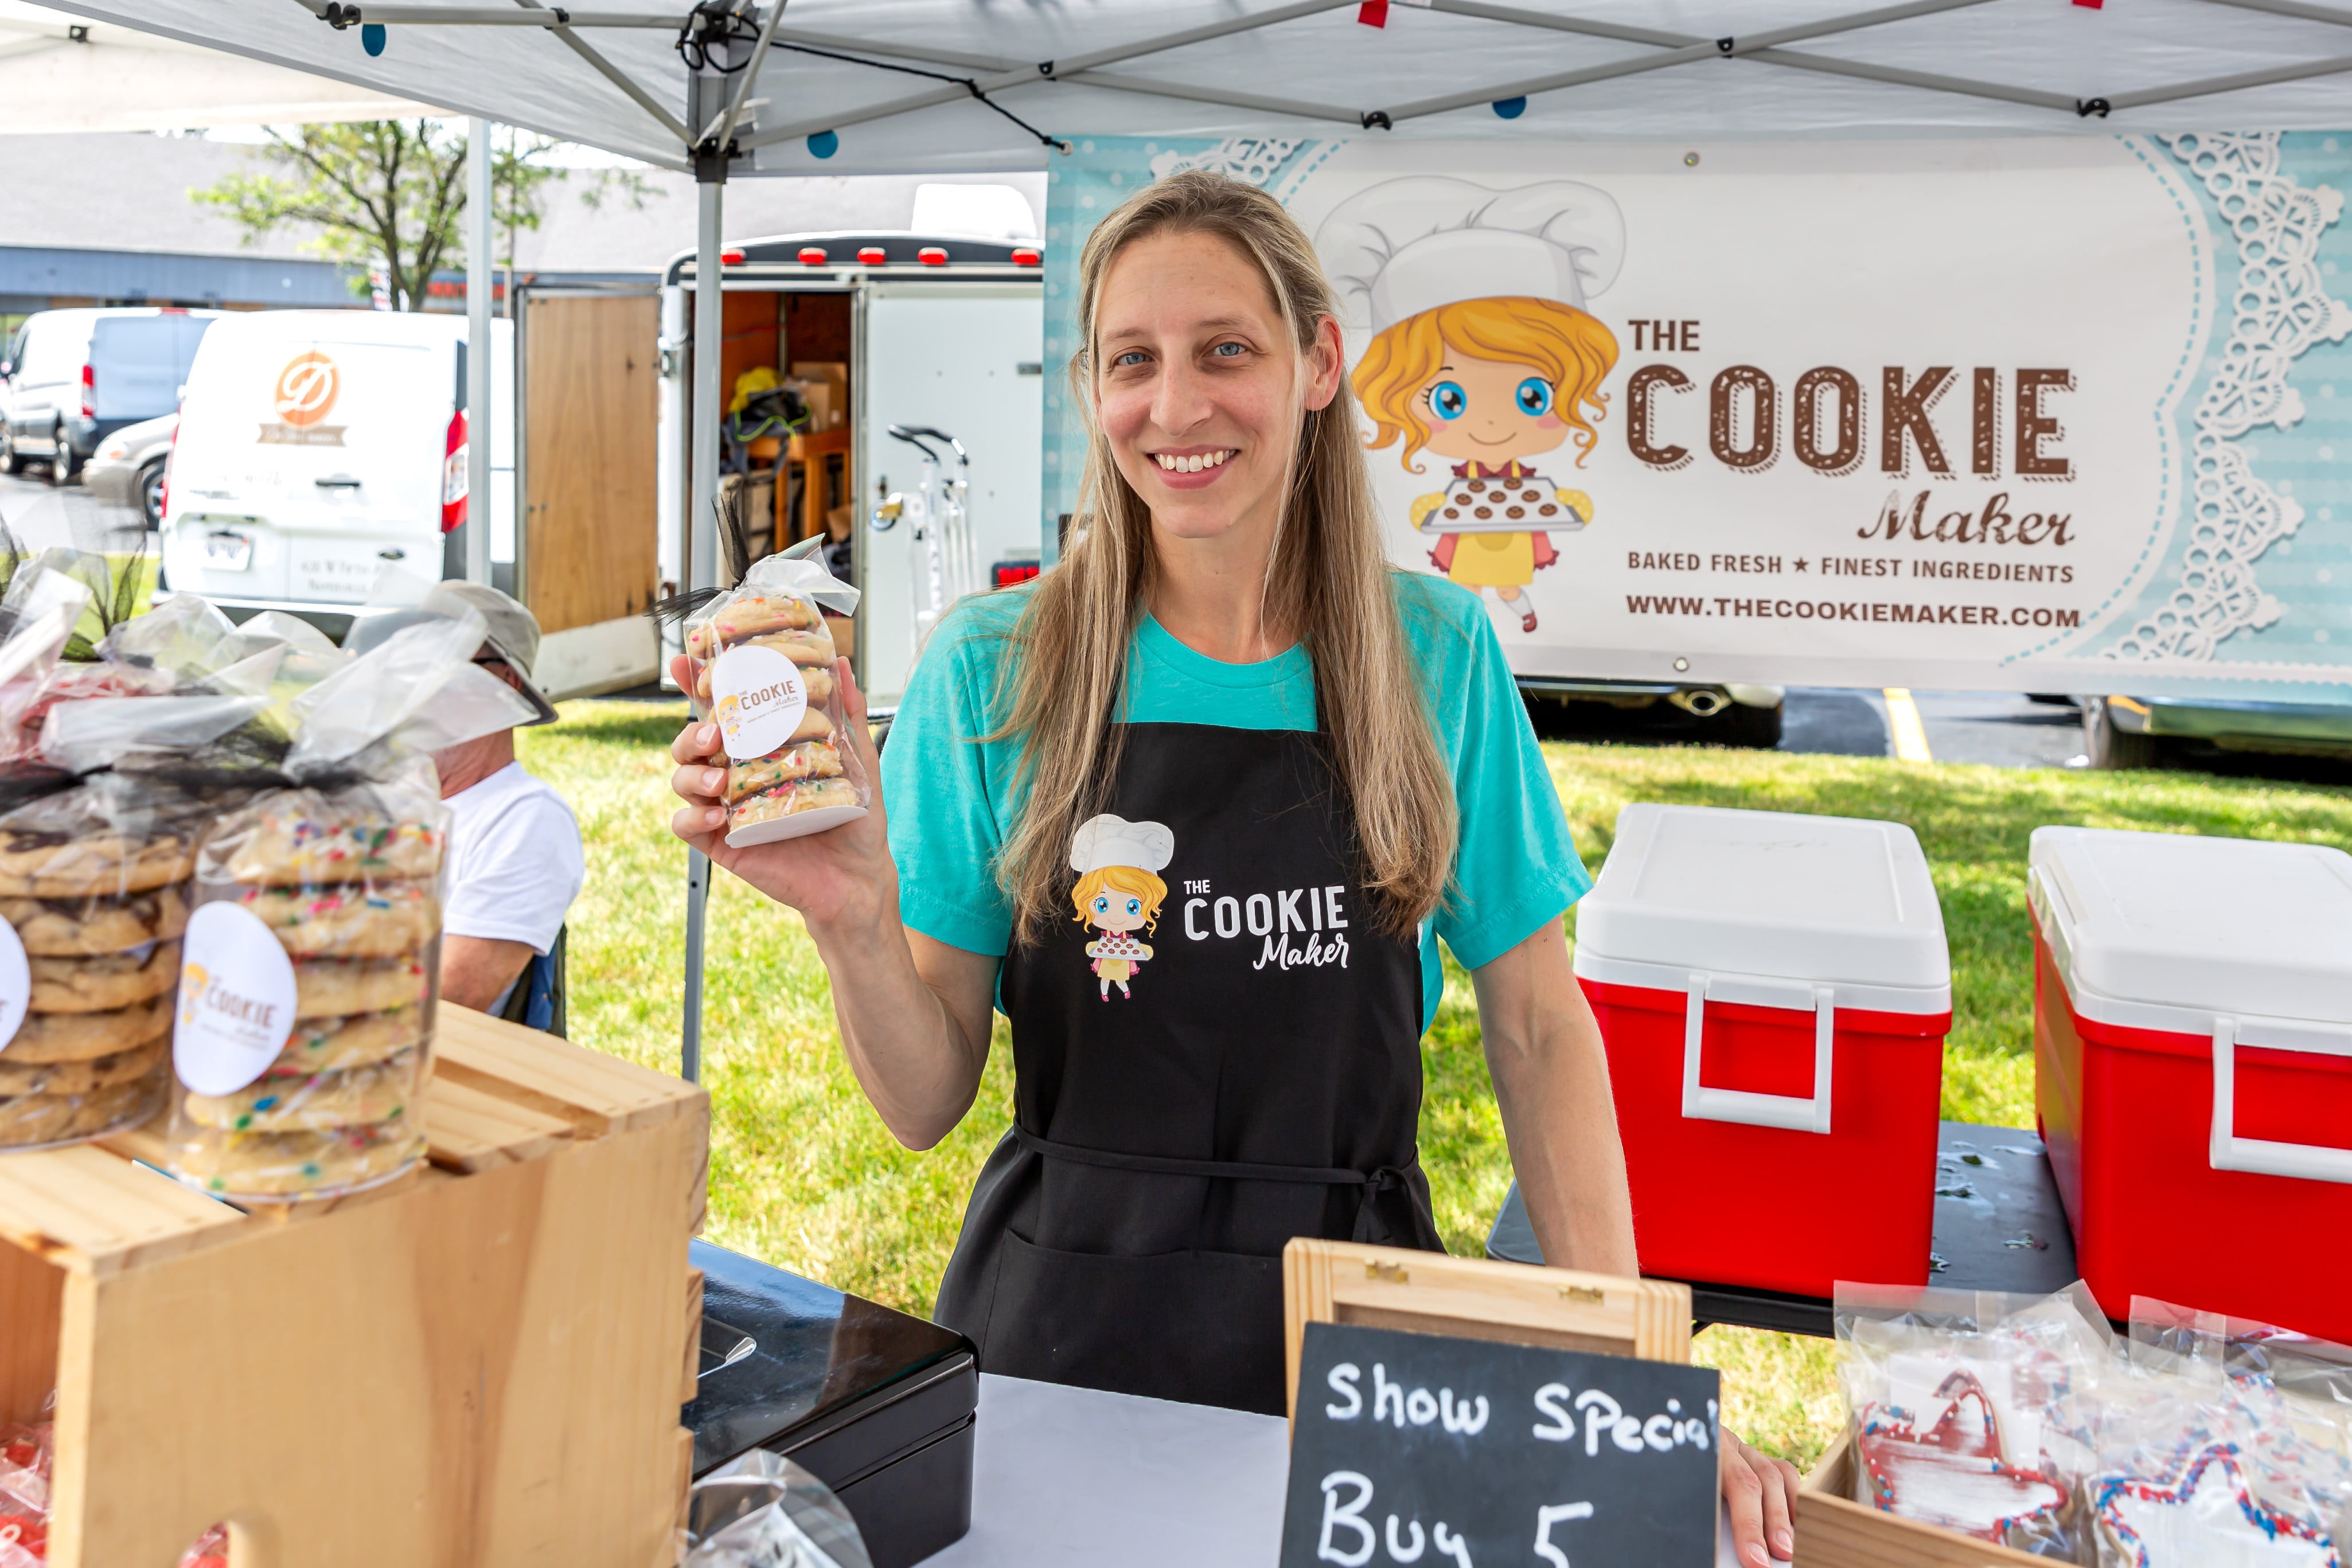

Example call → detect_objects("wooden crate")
1795 1432 2046 1568
0 1006 709 1568
1281 1237 1692 1420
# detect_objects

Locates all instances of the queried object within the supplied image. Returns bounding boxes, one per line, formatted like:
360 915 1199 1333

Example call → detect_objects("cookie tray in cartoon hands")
1418 477 1587 535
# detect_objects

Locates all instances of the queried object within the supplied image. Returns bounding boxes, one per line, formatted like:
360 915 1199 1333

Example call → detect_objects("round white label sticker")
0 921 29 1055
174 903 298 1097
709 642 810 762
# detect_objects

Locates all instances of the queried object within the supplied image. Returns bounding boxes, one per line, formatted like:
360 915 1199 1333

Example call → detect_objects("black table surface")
1484 1121 2081 1337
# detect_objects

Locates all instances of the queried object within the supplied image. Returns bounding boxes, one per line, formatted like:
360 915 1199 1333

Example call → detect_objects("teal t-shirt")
879 571 1592 1032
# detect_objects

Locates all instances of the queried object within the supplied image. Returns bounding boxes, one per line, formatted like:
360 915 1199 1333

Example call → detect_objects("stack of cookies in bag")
166 771 448 1200
0 779 193 1149
684 556 868 844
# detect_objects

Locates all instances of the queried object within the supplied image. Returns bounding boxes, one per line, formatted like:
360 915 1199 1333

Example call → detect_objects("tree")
195 120 566 310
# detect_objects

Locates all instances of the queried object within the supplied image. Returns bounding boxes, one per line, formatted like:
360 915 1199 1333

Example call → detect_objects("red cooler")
1572 804 1952 1298
2030 827 2352 1343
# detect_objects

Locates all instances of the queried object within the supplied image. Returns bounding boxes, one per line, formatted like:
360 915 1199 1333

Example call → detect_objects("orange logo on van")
273 352 340 428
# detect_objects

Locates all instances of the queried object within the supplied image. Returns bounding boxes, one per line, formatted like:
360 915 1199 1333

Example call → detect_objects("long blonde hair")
992 170 1456 947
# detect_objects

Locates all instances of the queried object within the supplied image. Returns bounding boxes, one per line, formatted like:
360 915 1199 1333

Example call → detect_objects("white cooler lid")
2030 826 2352 1028
1573 803 1950 1007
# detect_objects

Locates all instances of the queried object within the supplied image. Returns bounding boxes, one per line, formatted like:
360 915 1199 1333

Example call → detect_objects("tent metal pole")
510 0 695 145
1741 49 2081 112
1064 70 1366 124
742 0 1355 149
2201 0 2352 24
682 163 724 1086
325 6 680 24
465 117 494 587
708 0 789 150
1383 0 2001 123
2099 49 2352 110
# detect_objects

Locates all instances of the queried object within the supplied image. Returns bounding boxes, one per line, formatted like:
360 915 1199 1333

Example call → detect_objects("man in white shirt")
353 583 584 1023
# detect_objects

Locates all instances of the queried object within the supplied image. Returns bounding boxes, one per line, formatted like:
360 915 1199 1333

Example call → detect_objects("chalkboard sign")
1280 1322 1720 1568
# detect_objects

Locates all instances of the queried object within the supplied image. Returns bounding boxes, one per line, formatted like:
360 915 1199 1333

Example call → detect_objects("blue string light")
1492 95 1526 119
807 130 839 159
361 21 385 55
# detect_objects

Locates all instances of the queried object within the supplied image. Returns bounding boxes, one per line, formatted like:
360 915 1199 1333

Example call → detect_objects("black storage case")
685 1240 978 1568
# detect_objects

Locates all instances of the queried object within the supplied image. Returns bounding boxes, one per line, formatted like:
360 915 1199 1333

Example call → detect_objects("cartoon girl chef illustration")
1319 178 1625 634
1069 812 1174 1001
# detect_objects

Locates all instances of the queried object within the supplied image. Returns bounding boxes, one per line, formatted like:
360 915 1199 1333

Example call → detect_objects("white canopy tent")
0 1 430 132
43 0 2352 1075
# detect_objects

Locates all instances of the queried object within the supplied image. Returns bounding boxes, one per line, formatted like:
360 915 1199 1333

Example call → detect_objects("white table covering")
916 1372 1774 1568
928 1374 1290 1567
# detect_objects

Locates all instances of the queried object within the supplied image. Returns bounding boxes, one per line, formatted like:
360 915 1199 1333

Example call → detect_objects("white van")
1 307 220 481
161 311 513 614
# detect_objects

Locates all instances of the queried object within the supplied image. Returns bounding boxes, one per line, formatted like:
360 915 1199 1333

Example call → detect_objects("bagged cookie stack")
0 572 214 1152
0 774 194 1150
167 758 446 1199
682 552 867 844
159 606 535 1202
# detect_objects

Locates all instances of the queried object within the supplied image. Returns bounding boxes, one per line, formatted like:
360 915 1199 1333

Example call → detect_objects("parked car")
0 308 217 483
161 310 512 615
84 412 177 526
2082 692 2352 769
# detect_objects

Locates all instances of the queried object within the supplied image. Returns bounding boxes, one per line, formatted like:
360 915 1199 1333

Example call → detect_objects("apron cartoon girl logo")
1069 812 1175 1001
1320 178 1625 634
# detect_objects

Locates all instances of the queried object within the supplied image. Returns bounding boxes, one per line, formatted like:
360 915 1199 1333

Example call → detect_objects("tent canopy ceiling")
0 1 432 133
37 0 2352 178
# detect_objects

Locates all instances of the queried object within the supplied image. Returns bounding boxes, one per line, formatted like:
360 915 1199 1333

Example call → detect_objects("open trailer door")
520 289 662 699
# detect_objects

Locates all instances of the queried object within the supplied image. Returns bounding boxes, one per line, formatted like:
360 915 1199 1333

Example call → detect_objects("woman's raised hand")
668 654 898 933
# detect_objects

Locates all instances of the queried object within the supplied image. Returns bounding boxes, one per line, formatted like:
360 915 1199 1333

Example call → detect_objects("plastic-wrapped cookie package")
682 552 867 845
161 606 534 1202
1836 1281 2116 1559
0 578 235 1153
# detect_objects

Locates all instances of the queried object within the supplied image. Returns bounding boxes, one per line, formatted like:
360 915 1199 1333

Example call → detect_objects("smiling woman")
666 170 1803 1567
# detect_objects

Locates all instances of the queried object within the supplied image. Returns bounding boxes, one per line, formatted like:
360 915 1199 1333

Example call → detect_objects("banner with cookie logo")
1047 132 2352 703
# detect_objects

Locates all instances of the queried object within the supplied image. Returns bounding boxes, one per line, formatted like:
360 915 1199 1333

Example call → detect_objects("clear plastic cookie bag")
678 549 867 846
2079 1299 2352 1568
682 1450 873 1568
162 606 535 1201
0 620 288 1154
1835 1280 2116 1558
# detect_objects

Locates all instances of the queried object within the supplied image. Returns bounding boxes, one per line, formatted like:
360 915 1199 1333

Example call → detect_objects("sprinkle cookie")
174 1118 420 1198
237 882 440 959
294 957 428 1020
269 1008 426 1075
181 1054 417 1134
216 798 444 887
728 776 861 832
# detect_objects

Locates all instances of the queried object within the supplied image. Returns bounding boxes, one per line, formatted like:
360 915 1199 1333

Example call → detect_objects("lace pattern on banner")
1149 138 1302 186
2110 133 2351 662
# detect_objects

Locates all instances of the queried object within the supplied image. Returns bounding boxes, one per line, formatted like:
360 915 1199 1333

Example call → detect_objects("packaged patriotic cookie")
681 551 866 845
1835 1281 2115 1559
161 607 532 1202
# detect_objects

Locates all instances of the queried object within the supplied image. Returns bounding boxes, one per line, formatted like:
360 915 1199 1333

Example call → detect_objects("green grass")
523 704 2352 1468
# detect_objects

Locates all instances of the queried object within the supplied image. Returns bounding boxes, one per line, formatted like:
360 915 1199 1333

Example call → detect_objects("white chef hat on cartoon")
1070 813 1176 876
1317 176 1626 336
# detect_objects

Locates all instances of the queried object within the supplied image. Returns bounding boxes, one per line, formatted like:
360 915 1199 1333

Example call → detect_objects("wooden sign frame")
1282 1237 1694 1421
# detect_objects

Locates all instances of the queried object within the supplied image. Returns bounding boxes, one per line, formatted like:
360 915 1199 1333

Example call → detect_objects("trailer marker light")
721 249 745 266
918 247 949 267
857 247 887 265
442 409 469 533
1011 247 1043 266
798 247 828 265
79 364 94 418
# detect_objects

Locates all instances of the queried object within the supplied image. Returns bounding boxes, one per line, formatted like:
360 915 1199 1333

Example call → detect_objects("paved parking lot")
0 466 147 553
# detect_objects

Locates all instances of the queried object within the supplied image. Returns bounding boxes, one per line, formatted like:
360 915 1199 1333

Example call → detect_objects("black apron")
934 719 1443 1415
